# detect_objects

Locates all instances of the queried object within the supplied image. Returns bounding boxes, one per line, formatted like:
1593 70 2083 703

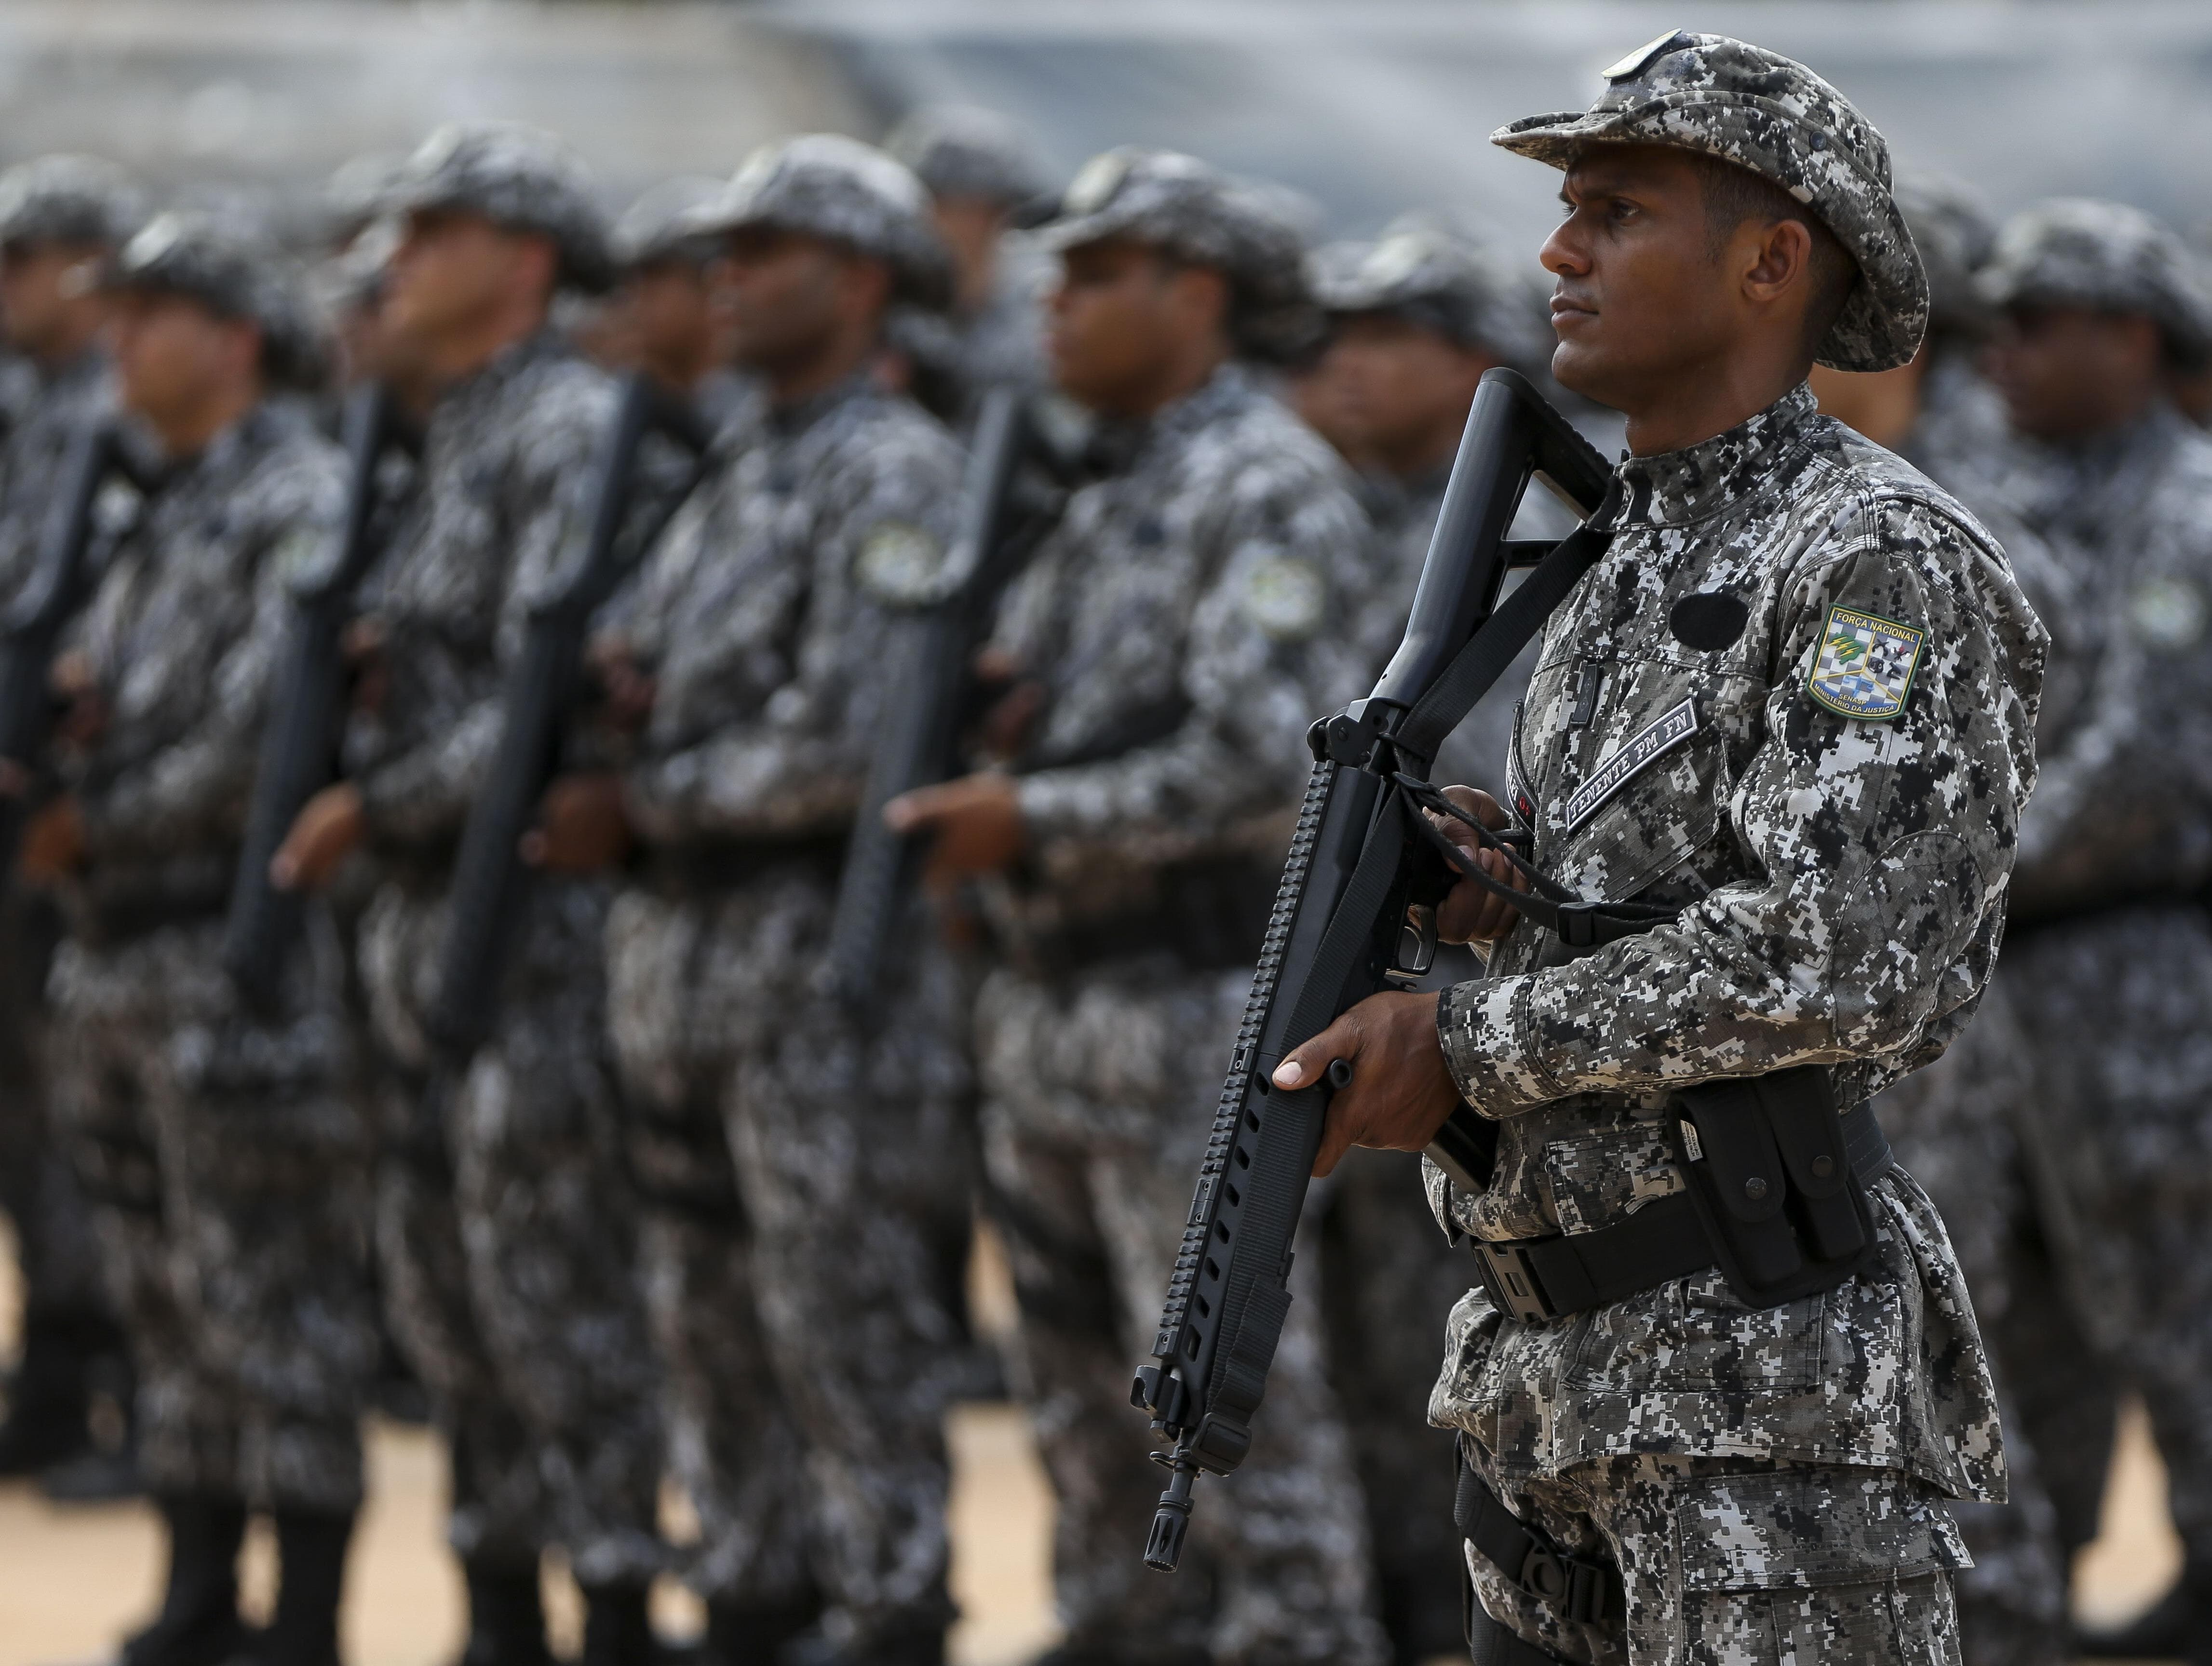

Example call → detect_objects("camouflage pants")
1318 1148 1473 1665
360 878 663 1584
47 911 376 1512
1462 1450 1966 1666
975 955 1388 1666
606 871 972 1648
2003 905 2212 1565
1877 978 2075 1666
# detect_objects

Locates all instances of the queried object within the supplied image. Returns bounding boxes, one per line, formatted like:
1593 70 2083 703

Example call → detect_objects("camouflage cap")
1311 216 1531 359
382 121 613 293
1892 176 1996 341
1036 148 1321 363
322 152 405 250
1978 198 2212 369
108 212 328 390
0 154 145 251
611 175 725 271
689 134 952 309
1492 30 1927 372
885 105 1048 207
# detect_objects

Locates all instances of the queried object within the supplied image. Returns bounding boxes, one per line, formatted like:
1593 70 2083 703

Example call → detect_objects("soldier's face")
1322 313 1497 476
1985 306 2166 443
108 292 257 440
715 226 871 376
382 208 548 351
1540 146 1747 413
1047 239 1226 417
0 240 109 359
624 258 714 373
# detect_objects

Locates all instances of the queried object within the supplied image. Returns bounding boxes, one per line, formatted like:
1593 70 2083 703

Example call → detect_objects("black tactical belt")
1466 1100 1892 1325
1455 1441 1622 1630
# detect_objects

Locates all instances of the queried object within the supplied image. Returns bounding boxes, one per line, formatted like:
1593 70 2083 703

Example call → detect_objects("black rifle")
1132 369 1621 1571
425 371 711 1056
818 387 1061 1005
0 416 153 874
222 382 415 1004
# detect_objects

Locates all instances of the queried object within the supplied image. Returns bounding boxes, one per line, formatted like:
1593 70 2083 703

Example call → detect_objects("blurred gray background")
5 0 2211 258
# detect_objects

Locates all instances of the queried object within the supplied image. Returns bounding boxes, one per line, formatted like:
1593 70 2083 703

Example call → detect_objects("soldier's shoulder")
239 407 347 516
814 385 962 484
1182 377 1359 505
1796 414 2013 569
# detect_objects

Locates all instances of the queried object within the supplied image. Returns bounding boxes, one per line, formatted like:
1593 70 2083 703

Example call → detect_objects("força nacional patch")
1806 604 1924 721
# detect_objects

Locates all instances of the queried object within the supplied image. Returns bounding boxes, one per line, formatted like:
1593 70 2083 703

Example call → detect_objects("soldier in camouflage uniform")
0 153 147 1491
886 104 1050 409
1277 35 2042 1665
609 175 754 429
563 134 970 1666
1969 199 2212 1664
25 215 373 1666
888 148 1389 1666
1302 218 1546 1665
269 123 668 1666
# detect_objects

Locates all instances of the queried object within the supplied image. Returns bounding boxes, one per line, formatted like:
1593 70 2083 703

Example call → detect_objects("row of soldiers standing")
0 92 2207 1666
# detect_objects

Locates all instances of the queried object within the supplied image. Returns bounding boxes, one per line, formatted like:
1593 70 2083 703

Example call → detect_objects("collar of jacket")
1611 380 1820 529
1084 361 1254 480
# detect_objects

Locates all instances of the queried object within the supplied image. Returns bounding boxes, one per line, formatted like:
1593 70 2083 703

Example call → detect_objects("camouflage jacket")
1426 384 2041 1489
1980 403 2212 920
0 347 113 604
621 369 964 847
989 365 1369 933
64 403 345 927
343 329 613 856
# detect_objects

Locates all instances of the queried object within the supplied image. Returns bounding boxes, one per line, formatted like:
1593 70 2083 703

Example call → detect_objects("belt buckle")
1472 1237 1558 1324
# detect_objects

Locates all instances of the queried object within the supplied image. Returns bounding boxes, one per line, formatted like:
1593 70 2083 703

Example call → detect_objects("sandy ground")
0 1222 2183 1666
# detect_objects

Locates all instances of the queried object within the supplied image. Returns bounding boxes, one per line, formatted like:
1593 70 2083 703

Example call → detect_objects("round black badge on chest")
1669 591 1749 652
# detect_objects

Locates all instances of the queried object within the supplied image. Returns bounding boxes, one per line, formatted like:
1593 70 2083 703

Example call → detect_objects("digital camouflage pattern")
689 134 952 309
610 175 725 272
1425 384 2042 1655
380 121 613 293
1493 31 1929 372
347 328 667 1584
106 212 329 391
0 153 144 251
1312 217 1533 363
610 369 974 1651
1456 1448 1967 1666
886 105 1048 209
0 345 114 603
48 402 378 1514
1035 150 1322 365
1978 197 2212 368
977 363 1388 1666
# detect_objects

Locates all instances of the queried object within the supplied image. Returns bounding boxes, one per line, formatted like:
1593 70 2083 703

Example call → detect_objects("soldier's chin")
1549 339 1621 411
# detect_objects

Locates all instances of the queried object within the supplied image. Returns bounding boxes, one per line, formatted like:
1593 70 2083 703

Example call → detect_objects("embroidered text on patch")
1806 604 1924 720
1561 699 1699 832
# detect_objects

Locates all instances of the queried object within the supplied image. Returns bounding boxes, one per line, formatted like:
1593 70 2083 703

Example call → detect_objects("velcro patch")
1561 698 1698 832
1806 604 1923 721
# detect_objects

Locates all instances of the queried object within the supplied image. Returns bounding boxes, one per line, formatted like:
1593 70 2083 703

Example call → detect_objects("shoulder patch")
1244 553 1326 642
1806 604 1924 722
856 520 947 605
2129 577 2206 651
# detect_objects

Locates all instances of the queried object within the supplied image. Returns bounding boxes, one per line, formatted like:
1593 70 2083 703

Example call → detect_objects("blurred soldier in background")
886 104 1050 407
1301 216 1527 1666
0 153 146 1498
1969 199 2212 1665
886 147 1388 1666
575 134 973 1666
30 214 373 1666
1826 184 2085 1666
607 175 752 427
268 122 670 1666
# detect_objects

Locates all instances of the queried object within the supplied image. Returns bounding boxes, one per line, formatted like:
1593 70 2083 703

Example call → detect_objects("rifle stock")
818 387 1054 1006
222 382 414 1004
1130 369 1611 1572
0 416 150 875
424 371 710 1057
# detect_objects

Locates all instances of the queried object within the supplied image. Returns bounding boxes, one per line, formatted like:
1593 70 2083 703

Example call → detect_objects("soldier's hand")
883 771 1025 880
271 782 365 892
1431 786 1530 944
1274 990 1464 1178
16 795 83 884
522 772 632 872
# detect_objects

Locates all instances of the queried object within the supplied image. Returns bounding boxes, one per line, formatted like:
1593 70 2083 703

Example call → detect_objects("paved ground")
0 1223 2182 1666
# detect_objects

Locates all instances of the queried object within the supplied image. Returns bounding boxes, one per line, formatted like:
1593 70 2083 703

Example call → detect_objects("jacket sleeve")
1440 496 2042 1117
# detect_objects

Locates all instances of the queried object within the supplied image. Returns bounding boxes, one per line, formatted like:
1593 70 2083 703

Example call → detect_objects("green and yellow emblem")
1806 604 1924 721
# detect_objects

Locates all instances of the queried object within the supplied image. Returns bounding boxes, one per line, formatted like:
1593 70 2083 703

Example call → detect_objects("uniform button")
1743 1176 1768 1201
1811 1155 1835 1179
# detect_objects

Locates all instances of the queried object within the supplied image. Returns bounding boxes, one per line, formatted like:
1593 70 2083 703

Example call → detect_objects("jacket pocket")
1674 1468 1969 1591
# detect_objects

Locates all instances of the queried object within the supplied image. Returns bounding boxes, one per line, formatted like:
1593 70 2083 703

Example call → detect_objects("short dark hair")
1691 153 1857 357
